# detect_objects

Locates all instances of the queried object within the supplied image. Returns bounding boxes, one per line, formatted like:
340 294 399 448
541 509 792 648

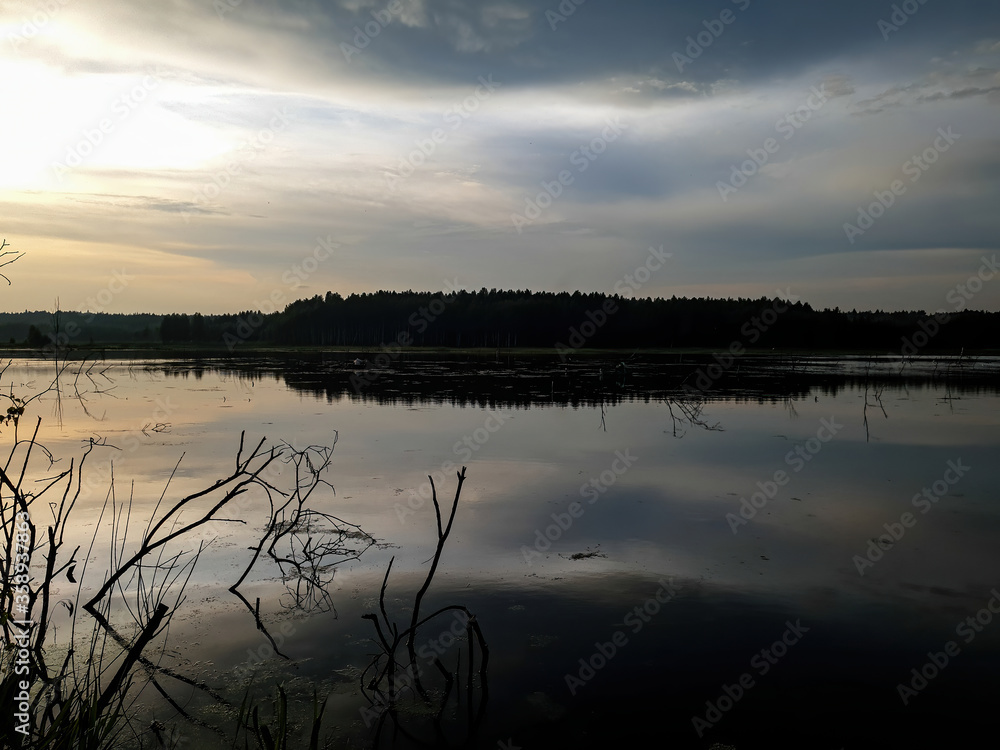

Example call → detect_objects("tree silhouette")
0 238 23 285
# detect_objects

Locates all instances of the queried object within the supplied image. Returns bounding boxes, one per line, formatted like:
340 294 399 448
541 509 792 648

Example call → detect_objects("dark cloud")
918 84 1000 102
5 0 999 313
281 0 1000 94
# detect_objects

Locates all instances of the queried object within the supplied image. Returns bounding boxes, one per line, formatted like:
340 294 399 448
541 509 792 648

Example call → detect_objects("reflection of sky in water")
13 357 1000 747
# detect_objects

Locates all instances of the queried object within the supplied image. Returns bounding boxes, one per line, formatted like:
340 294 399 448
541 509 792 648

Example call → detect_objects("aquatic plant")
0 360 372 748
360 466 491 747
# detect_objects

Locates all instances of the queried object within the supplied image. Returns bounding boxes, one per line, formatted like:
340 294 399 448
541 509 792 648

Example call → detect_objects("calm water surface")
13 353 1000 749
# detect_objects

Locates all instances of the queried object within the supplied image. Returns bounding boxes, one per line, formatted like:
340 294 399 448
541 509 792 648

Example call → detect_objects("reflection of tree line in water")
0 361 491 748
4 352 996 747
152 353 1000 410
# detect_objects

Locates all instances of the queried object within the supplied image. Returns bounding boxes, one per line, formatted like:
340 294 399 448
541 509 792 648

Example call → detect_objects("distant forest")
1 289 997 352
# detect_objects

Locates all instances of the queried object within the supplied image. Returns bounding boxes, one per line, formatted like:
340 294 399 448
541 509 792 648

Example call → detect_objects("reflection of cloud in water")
11 355 1000 747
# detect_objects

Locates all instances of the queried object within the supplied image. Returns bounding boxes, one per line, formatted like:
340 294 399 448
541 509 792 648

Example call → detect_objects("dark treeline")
2 290 998 351
0 310 160 346
206 289 999 352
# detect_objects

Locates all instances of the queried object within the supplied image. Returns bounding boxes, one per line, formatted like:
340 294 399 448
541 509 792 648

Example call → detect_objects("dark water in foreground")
13 352 1000 748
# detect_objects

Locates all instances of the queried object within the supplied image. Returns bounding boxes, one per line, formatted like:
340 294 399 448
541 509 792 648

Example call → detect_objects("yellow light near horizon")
0 237 265 315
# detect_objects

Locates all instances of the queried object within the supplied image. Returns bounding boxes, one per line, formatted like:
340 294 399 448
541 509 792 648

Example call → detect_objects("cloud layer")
1 0 998 313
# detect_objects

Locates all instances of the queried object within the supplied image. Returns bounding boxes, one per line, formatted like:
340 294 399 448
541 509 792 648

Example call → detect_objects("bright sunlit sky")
1 0 999 314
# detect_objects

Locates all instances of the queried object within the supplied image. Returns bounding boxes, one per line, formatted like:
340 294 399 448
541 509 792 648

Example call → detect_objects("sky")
1 0 999 315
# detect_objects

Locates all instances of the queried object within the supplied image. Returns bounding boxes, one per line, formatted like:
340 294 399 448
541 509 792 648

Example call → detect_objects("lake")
8 352 1000 749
